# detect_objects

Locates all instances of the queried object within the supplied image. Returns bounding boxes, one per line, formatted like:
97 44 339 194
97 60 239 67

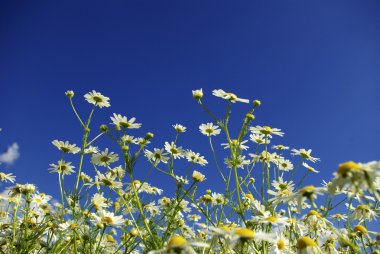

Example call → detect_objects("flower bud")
245 113 255 121
144 132 154 140
100 125 108 133
253 100 261 107
192 89 203 100
65 90 74 98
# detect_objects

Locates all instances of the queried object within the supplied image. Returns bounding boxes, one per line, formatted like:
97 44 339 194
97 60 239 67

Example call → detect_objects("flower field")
0 89 379 254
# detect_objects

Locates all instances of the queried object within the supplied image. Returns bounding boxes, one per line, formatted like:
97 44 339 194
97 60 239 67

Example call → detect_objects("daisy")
296 236 321 254
173 124 187 133
228 228 276 249
92 210 124 227
221 139 249 150
270 232 290 254
144 202 161 216
212 89 249 103
49 160 75 175
192 170 206 183
84 90 110 108
199 123 221 136
145 148 170 165
272 145 289 150
110 113 141 129
30 193 51 205
52 140 81 154
329 161 379 196
91 148 119 166
250 125 284 137
174 175 189 185
302 162 319 173
59 220 78 231
92 193 109 210
330 213 347 222
291 148 320 163
185 150 208 166
224 155 250 169
164 142 185 159
148 235 208 254
0 172 16 183
277 158 294 172
121 135 139 144
84 145 99 154
211 192 227 205
250 134 271 145
350 204 378 222
96 171 123 189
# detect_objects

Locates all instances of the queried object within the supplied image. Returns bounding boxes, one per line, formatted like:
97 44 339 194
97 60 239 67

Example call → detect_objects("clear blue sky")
1 1 380 199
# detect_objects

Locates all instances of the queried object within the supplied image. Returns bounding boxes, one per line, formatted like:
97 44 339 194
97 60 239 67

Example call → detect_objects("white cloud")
0 143 20 164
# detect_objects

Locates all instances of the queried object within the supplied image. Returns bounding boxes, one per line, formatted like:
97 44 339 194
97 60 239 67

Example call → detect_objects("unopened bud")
192 89 203 100
245 113 255 121
145 132 154 140
253 100 261 107
100 125 108 133
65 90 74 98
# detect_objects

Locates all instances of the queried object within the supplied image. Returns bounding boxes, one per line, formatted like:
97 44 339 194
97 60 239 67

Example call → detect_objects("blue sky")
1 0 380 204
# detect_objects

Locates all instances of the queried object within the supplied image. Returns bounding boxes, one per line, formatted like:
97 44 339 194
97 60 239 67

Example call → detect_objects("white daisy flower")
92 210 124 227
296 236 321 254
212 89 249 103
272 144 289 150
199 123 221 136
52 140 81 154
84 90 110 108
192 170 206 183
173 124 187 133
278 158 294 172
164 142 185 159
270 232 290 254
250 133 271 145
91 148 119 166
185 150 208 166
0 172 16 183
30 193 51 205
291 148 320 163
302 162 319 173
250 125 284 137
84 145 99 154
96 171 123 189
110 113 141 129
49 160 75 175
92 193 109 210
221 139 249 150
145 148 170 165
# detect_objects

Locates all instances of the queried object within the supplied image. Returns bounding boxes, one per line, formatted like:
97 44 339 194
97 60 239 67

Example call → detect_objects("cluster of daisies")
0 89 379 254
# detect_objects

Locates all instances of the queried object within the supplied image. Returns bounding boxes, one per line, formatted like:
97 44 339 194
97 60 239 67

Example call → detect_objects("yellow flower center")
356 204 369 211
299 185 315 194
245 194 254 201
297 236 316 249
234 228 255 239
167 236 187 249
277 239 286 250
101 216 113 224
337 161 361 175
226 92 238 100
307 210 321 218
266 216 278 223
106 234 116 244
354 225 367 234
261 126 273 135
133 180 141 186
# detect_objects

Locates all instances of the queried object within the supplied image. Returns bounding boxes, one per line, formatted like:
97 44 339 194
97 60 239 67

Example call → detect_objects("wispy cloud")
0 143 20 164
